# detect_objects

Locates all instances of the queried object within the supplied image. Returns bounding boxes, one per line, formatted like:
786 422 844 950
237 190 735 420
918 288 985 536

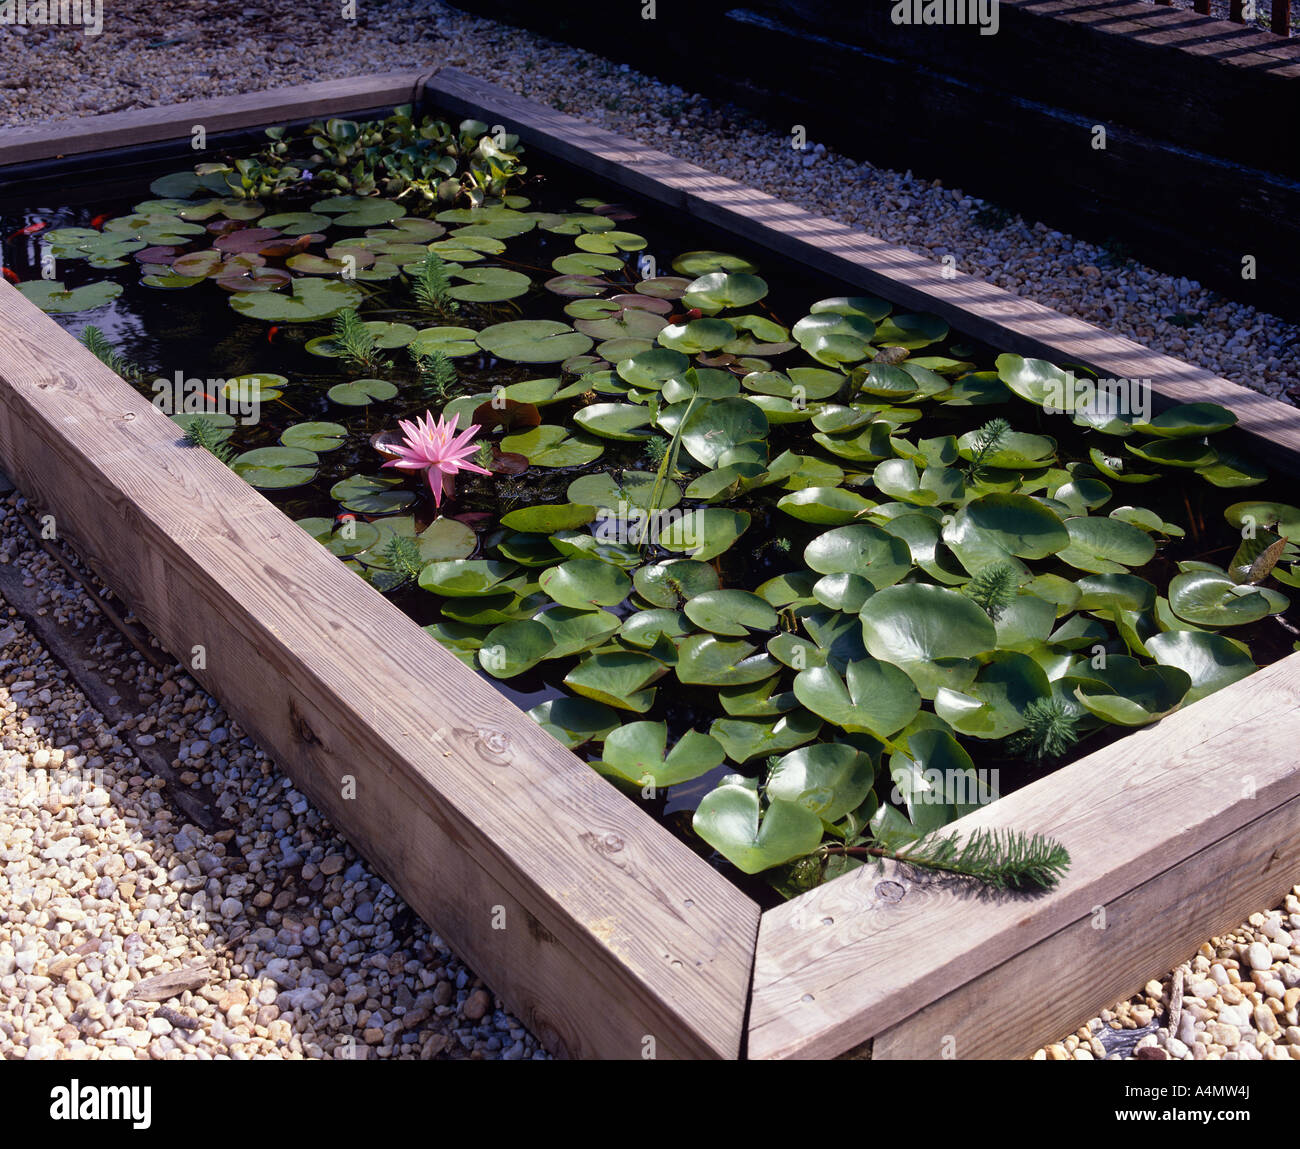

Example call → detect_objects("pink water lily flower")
382 410 492 507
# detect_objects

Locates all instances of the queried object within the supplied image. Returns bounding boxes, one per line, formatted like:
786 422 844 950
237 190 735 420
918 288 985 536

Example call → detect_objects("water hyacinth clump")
21 106 1300 897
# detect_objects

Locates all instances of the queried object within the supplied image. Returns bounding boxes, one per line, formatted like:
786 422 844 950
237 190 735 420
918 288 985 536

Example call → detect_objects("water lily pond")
5 106 1297 901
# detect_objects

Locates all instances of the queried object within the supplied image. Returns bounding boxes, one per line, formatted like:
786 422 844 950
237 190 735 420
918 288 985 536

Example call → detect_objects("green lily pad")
1135 403 1236 438
776 487 876 525
447 266 532 302
860 584 997 690
477 320 593 363
793 658 921 739
418 559 519 598
633 559 720 607
676 634 777 686
229 278 365 322
408 326 480 357
1057 516 1157 574
886 729 978 831
281 421 347 452
657 508 750 560
692 777 823 874
684 590 778 636
767 743 876 824
658 318 736 354
671 251 759 277
533 606 622 659
527 696 620 749
361 516 476 567
230 446 318 489
327 378 398 406
477 620 555 678
871 312 949 349
296 515 381 557
18 280 123 314
574 229 646 254
330 473 416 515
1069 655 1190 726
709 710 822 765
573 403 655 441
500 425 604 467
1126 439 1217 468
957 429 1056 469
500 503 597 533
1145 630 1255 704
564 651 665 711
539 559 631 609
803 523 912 587
933 651 1051 739
682 272 768 313
567 470 680 512
1168 570 1275 627
312 195 406 227
600 722 726 788
1224 501 1300 538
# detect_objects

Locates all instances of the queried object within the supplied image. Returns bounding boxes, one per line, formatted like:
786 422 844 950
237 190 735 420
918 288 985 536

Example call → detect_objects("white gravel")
0 0 1296 405
0 482 547 1060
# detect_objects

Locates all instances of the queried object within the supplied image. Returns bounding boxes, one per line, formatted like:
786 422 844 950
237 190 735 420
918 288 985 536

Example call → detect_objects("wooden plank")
749 652 1300 1060
0 73 432 167
423 70 1300 467
0 283 760 1059
872 791 1300 1059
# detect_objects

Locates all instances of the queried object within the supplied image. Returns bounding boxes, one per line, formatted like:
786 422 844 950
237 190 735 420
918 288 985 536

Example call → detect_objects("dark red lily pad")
608 292 672 314
134 245 180 264
487 449 529 476
214 227 284 254
451 511 498 528
472 398 542 435
593 203 638 221
214 267 291 292
698 352 738 367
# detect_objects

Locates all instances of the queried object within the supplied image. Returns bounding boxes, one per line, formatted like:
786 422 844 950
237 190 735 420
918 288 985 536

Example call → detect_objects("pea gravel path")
1 0 1297 405
1 0 1298 1063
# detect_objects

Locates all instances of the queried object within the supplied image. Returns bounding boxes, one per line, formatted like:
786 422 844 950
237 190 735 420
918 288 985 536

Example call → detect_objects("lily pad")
500 425 604 467
539 559 631 609
230 278 365 322
477 320 593 363
692 776 823 874
684 590 778 636
1168 570 1275 627
327 378 398 406
600 722 726 788
527 696 620 748
281 421 347 452
767 743 876 824
708 711 822 765
18 280 122 313
564 651 665 711
793 659 921 739
230 446 318 489
682 272 768 313
803 523 912 587
477 620 555 678
331 473 416 514
1057 516 1157 574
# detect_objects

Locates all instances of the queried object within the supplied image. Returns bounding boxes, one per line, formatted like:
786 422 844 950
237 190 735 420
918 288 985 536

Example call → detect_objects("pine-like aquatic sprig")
412 251 459 314
965 416 1011 482
79 324 142 382
332 308 384 370
382 535 424 584
886 826 1071 891
413 348 460 401
181 418 235 466
962 560 1020 620
1007 697 1081 763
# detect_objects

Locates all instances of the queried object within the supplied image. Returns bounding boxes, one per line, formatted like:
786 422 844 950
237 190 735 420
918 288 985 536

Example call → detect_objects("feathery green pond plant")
25 122 1300 897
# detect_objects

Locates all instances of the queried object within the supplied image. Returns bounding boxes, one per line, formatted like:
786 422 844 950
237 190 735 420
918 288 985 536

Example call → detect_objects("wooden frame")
0 70 1296 1060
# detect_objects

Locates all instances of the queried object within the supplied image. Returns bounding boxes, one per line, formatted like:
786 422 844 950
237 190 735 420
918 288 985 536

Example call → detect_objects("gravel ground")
1 0 1298 1063
1033 897 1300 1061
0 483 547 1060
0 0 1297 405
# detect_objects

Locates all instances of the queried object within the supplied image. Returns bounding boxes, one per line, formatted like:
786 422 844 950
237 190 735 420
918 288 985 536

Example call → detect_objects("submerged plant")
78 325 141 382
382 535 424 586
331 308 386 371
180 419 235 466
413 348 460 402
381 410 492 507
411 251 459 316
962 561 1020 620
963 417 1010 483
1007 698 1081 763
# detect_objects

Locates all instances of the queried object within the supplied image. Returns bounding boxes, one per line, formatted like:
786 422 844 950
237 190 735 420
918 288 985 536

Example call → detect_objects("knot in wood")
476 727 510 756
874 880 906 903
288 697 319 745
601 833 624 853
